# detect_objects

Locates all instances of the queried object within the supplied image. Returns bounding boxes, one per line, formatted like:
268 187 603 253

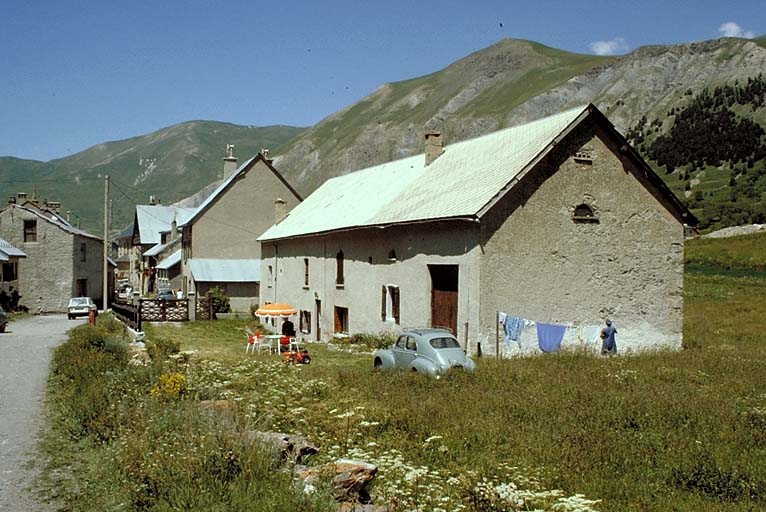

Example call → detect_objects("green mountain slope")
272 37 766 231
0 122 305 232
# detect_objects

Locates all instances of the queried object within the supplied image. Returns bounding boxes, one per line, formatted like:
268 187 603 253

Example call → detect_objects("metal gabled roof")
143 241 169 257
0 237 26 261
156 250 182 270
188 258 260 283
259 105 590 241
134 205 196 245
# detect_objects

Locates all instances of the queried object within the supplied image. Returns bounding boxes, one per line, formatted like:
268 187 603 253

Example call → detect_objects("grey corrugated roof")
0 237 26 259
156 250 182 270
259 105 589 241
116 222 134 240
135 205 196 245
188 258 260 282
143 241 169 257
115 253 131 263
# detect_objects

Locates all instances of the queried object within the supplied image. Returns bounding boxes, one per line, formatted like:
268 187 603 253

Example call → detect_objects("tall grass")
42 259 766 509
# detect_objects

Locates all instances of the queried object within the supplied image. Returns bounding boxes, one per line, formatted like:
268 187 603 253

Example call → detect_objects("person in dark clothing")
9 286 20 311
0 289 8 311
600 319 617 355
281 318 296 337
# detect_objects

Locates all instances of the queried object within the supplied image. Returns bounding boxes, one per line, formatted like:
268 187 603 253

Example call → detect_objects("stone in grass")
298 459 378 504
242 431 319 465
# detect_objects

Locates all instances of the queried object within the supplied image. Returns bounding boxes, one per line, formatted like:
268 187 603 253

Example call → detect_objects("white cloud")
589 38 629 56
718 22 755 39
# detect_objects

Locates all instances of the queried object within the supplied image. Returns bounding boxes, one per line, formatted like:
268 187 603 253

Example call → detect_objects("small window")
572 203 599 223
334 306 348 334
388 249 397 261
2 262 17 281
336 251 344 287
574 147 594 164
395 336 406 349
303 258 309 287
405 337 417 351
80 242 87 262
23 220 37 242
267 265 273 288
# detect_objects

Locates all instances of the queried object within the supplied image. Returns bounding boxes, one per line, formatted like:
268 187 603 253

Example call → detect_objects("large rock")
242 431 319 465
297 458 378 503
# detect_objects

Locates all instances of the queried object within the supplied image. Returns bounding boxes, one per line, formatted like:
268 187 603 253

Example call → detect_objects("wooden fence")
111 296 214 329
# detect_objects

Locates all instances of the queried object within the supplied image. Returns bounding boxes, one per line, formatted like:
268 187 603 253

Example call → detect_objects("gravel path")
0 314 84 511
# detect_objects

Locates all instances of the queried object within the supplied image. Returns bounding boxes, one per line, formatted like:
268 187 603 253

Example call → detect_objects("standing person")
600 320 617 355
0 289 8 311
9 286 20 311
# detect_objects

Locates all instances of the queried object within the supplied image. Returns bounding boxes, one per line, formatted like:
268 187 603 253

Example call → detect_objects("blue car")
373 328 476 376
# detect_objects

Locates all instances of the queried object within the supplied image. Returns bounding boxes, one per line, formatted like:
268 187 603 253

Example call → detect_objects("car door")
393 335 418 369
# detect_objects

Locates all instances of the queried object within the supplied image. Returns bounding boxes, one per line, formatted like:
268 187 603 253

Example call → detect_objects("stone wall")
479 119 684 354
71 234 105 307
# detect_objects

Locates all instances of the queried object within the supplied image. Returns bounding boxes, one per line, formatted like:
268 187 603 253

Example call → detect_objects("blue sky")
1 0 763 161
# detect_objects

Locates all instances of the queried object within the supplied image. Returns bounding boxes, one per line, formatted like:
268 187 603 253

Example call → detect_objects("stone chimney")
223 144 238 179
149 195 157 205
46 201 62 214
425 131 444 166
16 192 27 203
8 196 16 206
274 198 287 224
261 148 272 163
171 217 178 240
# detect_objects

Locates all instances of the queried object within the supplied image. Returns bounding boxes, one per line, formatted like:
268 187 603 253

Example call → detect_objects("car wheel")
0 324 5 333
411 367 419 374
302 356 311 365
68 314 73 320
373 358 383 370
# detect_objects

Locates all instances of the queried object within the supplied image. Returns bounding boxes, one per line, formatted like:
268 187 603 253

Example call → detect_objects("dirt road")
0 314 83 511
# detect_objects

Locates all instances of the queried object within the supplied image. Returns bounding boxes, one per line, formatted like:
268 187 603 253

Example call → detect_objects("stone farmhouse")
179 152 302 312
0 193 106 312
258 104 695 354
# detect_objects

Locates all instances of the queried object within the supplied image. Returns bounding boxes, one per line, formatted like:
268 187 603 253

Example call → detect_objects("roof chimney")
47 201 62 214
149 195 156 205
425 131 444 166
223 144 238 179
17 192 27 203
261 148 272 163
274 198 287 224
8 196 16 206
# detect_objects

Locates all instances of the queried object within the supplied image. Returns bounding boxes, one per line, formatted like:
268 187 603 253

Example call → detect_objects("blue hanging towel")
537 322 567 353
504 314 525 348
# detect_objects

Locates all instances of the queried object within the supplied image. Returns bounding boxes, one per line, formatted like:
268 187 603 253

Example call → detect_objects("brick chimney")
274 198 287 224
223 144 238 179
425 131 444 166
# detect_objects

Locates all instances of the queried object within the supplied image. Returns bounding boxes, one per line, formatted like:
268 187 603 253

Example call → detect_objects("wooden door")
429 265 458 335
315 299 322 341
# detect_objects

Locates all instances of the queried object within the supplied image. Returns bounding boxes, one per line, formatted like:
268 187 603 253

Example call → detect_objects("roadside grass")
41 261 766 509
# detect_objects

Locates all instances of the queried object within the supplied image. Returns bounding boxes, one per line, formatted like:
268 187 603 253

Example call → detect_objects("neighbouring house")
179 151 302 312
0 193 106 312
0 237 27 307
114 223 134 286
130 202 195 295
258 104 695 354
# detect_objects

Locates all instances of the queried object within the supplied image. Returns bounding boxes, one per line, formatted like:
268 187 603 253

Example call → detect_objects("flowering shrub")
151 372 186 399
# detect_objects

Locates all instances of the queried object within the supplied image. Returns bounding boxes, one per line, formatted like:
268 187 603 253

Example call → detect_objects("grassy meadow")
40 235 766 511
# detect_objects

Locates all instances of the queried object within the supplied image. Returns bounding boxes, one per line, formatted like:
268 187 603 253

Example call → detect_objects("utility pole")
103 175 109 312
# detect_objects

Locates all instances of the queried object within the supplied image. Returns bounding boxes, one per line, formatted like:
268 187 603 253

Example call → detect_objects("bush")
345 332 397 350
207 286 231 314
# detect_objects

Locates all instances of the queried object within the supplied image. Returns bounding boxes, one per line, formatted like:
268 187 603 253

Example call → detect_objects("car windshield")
69 298 90 306
429 337 461 349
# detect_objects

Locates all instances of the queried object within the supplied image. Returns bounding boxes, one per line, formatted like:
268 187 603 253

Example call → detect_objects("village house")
258 104 695 354
179 149 302 312
0 193 106 312
130 201 195 295
0 236 27 309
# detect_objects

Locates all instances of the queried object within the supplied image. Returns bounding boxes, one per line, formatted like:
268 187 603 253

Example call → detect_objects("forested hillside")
627 74 766 229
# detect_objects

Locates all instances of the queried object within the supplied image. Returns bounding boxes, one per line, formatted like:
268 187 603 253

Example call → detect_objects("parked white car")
67 297 97 320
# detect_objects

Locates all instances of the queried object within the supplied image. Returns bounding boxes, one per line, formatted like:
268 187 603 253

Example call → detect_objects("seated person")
281 318 296 337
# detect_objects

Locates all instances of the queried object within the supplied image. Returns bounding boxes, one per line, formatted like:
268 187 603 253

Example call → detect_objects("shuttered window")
391 286 400 324
381 286 386 321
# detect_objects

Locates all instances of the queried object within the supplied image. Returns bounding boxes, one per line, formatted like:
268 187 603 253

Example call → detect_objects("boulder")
297 458 378 503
